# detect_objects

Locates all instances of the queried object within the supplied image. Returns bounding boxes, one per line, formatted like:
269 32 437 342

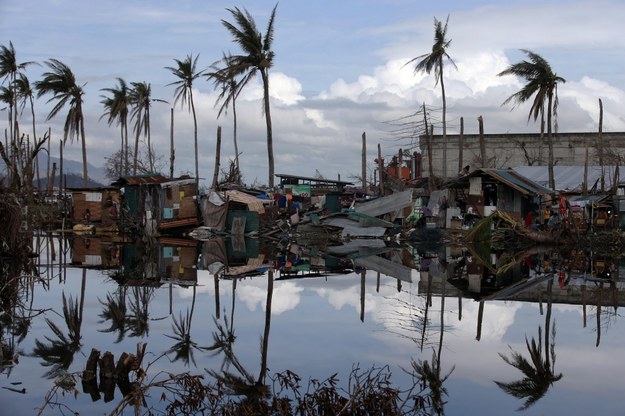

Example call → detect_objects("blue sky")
2 0 625 186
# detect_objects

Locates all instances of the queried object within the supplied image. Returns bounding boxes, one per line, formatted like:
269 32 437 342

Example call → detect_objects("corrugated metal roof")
513 166 621 192
480 169 553 196
114 174 196 186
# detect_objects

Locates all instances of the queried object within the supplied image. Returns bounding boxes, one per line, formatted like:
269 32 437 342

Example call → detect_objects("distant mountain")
35 173 105 189
1 155 109 189
36 154 109 185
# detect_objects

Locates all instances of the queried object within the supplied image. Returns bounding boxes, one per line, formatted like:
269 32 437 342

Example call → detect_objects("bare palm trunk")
124 121 129 176
547 93 555 190
170 108 175 178
458 117 464 172
190 94 199 189
147 107 154 172
232 97 240 181
212 126 221 189
80 117 89 187
118 125 124 176
439 60 448 179
261 69 274 188
133 127 140 175
598 98 604 191
478 116 486 166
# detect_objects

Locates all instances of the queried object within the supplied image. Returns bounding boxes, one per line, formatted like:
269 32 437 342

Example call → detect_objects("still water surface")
1 233 624 415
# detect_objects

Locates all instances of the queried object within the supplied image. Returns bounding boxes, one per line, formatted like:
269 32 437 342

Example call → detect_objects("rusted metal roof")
113 174 195 186
453 168 553 197
480 168 553 197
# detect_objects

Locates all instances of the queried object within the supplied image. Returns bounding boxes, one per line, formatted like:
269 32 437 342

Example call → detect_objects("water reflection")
1 230 625 414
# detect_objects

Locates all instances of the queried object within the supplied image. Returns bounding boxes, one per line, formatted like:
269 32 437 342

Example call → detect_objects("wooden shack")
69 187 121 232
114 175 199 235
448 168 554 226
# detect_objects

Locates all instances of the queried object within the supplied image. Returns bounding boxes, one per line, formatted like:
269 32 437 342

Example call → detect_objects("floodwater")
1 232 625 415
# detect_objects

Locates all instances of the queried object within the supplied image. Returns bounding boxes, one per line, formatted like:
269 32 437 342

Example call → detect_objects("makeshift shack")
449 168 554 227
69 187 121 232
114 175 199 235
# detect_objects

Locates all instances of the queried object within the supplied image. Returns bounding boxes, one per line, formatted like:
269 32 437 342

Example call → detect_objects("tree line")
0 4 278 196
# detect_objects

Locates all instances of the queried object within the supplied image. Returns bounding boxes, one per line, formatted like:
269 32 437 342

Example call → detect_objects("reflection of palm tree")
32 293 82 378
166 309 201 367
495 324 562 410
206 272 273 405
410 350 454 415
165 286 198 367
127 287 152 338
98 287 127 343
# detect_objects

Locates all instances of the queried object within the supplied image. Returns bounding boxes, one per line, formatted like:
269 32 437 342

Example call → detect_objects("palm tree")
15 74 39 185
207 53 243 183
221 4 278 188
498 49 565 190
165 54 204 186
129 81 166 173
100 78 131 177
406 16 456 179
35 59 89 186
0 42 36 147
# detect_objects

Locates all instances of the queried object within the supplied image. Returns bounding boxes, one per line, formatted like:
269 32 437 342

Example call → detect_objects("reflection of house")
114 175 199 235
159 238 199 284
117 238 198 285
198 237 269 278
69 187 121 232
71 236 121 268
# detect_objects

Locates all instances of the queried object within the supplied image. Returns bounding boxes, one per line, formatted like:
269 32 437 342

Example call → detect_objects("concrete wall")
419 132 625 178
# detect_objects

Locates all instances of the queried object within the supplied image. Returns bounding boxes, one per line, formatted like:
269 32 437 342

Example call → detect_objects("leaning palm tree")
406 16 456 179
129 81 166 173
165 54 204 187
0 42 36 148
100 77 131 177
35 59 89 186
207 53 243 183
221 4 278 188
498 49 565 190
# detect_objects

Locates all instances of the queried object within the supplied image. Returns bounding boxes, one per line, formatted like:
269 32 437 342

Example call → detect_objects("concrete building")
418 131 625 178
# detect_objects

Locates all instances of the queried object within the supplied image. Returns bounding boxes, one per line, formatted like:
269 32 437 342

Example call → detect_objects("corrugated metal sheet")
481 169 553 196
513 166 621 192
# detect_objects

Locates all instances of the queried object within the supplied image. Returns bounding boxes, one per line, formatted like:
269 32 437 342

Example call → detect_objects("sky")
2 0 625 187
